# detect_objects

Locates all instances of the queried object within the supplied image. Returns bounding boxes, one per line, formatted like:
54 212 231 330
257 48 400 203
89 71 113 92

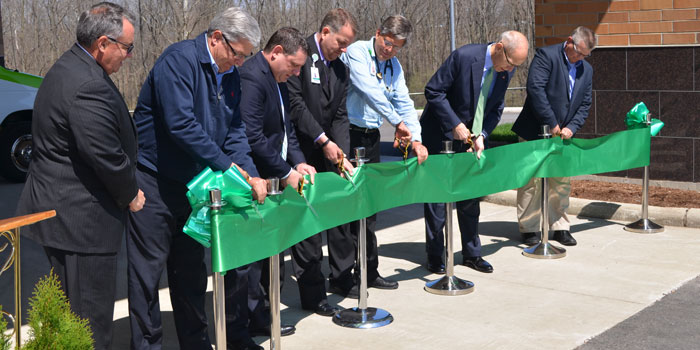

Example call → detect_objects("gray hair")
571 26 597 50
76 2 135 48
208 7 261 48
499 30 527 51
379 15 413 43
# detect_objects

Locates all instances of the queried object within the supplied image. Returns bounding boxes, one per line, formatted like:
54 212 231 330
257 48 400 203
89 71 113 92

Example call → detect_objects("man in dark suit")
238 26 315 342
287 8 357 312
512 26 596 247
15 3 144 349
127 7 268 350
421 31 529 274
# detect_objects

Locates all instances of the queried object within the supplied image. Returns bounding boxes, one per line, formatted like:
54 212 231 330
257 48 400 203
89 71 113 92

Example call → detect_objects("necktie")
472 68 494 136
276 85 287 160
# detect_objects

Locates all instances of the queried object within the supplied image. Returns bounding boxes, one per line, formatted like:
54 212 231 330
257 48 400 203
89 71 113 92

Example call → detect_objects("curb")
484 190 700 229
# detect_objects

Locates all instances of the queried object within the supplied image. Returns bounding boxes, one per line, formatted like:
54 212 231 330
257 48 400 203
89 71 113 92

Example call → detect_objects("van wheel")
0 122 32 182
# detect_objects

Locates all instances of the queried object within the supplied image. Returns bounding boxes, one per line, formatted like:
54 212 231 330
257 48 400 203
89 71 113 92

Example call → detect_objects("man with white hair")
127 7 266 349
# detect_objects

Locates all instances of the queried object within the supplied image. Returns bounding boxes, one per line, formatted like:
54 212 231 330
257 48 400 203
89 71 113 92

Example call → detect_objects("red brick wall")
535 0 700 47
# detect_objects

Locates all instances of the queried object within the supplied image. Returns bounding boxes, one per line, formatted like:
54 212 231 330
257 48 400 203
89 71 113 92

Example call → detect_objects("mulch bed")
570 180 700 209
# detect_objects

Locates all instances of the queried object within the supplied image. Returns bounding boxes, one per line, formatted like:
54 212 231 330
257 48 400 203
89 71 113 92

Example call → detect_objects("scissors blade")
301 195 319 217
343 170 356 188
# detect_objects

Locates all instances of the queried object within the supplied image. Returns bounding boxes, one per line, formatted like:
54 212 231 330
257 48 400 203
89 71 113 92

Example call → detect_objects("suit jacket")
240 52 305 178
512 43 593 141
15 44 138 254
287 34 350 170
133 32 259 184
421 43 513 154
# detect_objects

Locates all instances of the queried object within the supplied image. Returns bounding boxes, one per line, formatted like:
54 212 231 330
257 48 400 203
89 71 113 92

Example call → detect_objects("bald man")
420 31 529 274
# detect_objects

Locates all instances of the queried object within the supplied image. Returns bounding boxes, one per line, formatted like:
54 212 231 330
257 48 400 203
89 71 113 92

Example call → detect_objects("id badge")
310 67 321 84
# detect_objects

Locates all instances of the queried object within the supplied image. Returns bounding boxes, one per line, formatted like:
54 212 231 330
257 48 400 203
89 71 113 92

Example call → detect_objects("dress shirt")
205 34 234 87
562 42 580 100
341 39 421 142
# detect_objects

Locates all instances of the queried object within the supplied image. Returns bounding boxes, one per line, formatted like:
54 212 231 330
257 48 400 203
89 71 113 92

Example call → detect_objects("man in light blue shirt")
338 15 428 293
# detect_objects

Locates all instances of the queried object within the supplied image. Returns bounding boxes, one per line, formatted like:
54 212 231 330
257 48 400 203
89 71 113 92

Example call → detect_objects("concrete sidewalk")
103 201 700 349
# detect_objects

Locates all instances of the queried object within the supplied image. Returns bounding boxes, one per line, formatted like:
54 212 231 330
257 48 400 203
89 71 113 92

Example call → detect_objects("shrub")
490 123 518 143
0 306 12 350
23 271 93 350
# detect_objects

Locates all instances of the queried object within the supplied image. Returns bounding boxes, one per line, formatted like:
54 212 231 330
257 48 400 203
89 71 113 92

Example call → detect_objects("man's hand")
129 189 146 212
295 163 317 184
560 127 573 139
550 125 561 137
230 162 250 180
466 135 486 159
393 121 412 147
321 139 344 164
248 177 267 204
453 123 472 144
283 170 304 190
340 157 355 177
412 141 428 164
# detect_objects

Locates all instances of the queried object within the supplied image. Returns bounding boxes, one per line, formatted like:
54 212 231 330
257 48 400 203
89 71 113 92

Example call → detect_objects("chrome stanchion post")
333 147 394 328
625 113 664 233
425 141 474 295
523 125 566 259
208 189 227 350
266 178 283 349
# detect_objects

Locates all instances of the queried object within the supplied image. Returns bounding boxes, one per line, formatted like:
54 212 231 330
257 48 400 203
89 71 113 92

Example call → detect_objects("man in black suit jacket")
512 26 596 247
287 8 357 313
239 26 316 340
15 3 144 349
421 31 528 275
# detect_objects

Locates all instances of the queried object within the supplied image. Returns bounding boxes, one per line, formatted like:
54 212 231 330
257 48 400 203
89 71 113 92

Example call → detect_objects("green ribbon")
184 166 253 247
625 102 664 136
186 128 650 272
0 66 43 88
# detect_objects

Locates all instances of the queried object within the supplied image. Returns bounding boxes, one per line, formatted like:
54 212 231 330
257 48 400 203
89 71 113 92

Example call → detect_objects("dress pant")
290 151 355 305
349 126 381 282
126 165 211 349
516 176 571 232
225 261 268 343
424 199 482 260
44 247 117 350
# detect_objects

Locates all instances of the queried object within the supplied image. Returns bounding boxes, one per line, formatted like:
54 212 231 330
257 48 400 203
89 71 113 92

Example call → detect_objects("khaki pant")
516 176 571 233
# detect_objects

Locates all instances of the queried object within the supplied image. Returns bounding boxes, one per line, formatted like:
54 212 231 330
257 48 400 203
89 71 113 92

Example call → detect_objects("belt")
349 124 379 134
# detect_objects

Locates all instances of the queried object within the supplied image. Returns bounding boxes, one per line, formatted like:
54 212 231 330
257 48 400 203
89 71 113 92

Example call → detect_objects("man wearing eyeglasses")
421 31 529 275
15 3 142 349
339 15 428 294
512 26 596 248
127 7 268 350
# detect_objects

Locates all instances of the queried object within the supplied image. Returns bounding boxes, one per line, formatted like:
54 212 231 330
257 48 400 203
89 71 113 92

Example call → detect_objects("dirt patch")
571 180 700 209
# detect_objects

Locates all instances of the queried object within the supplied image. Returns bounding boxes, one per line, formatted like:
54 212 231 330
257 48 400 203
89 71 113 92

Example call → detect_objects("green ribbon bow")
625 102 664 136
184 166 253 247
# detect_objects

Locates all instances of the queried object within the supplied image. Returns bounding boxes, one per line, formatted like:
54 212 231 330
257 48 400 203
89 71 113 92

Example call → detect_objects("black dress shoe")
426 255 445 274
552 230 577 246
368 275 399 289
328 283 359 299
250 324 296 337
522 232 540 246
229 337 263 350
313 301 341 316
462 256 493 273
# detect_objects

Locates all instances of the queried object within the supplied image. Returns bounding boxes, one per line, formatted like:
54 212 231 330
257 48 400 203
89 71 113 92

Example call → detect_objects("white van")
0 66 41 182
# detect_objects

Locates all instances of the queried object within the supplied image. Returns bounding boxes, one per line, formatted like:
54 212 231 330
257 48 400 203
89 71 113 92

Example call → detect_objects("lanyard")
370 38 394 91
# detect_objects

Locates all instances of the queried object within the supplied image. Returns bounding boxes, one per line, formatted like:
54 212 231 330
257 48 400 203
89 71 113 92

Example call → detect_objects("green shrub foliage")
0 306 12 350
23 271 94 350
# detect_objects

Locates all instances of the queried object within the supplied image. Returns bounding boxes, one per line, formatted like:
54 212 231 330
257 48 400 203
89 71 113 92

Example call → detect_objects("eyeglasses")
572 42 592 58
501 44 516 67
222 34 253 60
382 38 403 52
107 37 134 55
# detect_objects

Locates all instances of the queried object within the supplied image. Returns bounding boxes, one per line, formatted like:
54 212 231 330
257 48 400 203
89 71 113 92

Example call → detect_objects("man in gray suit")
512 26 596 247
15 3 144 349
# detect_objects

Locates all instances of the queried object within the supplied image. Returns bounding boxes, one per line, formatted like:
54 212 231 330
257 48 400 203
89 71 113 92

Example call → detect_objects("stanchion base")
332 307 393 329
624 218 664 233
424 275 474 296
523 242 566 259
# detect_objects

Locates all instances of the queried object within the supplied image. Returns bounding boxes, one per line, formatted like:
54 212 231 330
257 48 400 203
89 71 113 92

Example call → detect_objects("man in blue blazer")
421 31 529 274
127 7 268 350
512 26 596 247
238 27 316 343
